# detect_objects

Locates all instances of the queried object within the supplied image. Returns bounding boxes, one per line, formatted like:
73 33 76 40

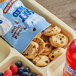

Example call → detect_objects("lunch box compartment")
0 56 42 75
47 52 65 76
0 39 10 63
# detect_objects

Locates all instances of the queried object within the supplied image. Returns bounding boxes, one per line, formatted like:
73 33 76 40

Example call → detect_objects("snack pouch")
0 0 50 53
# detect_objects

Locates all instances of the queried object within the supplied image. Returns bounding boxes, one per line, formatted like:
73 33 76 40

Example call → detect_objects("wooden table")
36 0 76 31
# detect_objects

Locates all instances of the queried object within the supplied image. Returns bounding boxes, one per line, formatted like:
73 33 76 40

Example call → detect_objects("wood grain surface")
36 0 76 31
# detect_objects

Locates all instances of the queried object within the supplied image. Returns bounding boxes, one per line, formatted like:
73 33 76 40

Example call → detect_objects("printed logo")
13 6 35 23
3 0 17 14
0 0 6 3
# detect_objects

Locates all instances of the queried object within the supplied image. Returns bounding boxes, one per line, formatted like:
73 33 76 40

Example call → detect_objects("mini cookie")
43 26 61 36
49 48 65 61
42 44 52 56
35 32 41 38
33 55 50 67
49 33 68 47
23 41 39 59
41 35 49 45
33 38 45 55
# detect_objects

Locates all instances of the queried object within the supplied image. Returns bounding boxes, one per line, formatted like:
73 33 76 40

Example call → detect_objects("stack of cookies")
23 26 68 67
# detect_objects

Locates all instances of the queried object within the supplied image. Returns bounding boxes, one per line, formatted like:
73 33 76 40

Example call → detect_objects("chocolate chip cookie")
23 41 39 59
42 44 52 56
33 38 45 55
49 33 68 47
43 26 61 36
33 55 50 67
49 48 65 61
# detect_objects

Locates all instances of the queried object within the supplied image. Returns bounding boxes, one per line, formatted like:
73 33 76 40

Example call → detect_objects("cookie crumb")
15 21 19 24
33 45 35 48
33 28 36 31
15 36 17 39
45 61 48 63
24 28 27 30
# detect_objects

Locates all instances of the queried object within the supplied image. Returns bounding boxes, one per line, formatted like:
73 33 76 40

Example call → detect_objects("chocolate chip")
33 45 35 48
48 45 50 48
52 47 55 49
45 61 48 63
44 40 46 42
51 55 54 58
50 60 52 62
15 36 17 39
24 28 27 30
60 38 62 40
15 21 19 24
33 28 36 31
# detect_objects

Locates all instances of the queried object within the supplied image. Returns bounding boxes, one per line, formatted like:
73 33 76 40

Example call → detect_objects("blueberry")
0 72 3 76
15 61 22 68
18 67 24 75
31 73 36 76
13 75 17 76
22 72 30 76
0 20 3 24
23 67 30 73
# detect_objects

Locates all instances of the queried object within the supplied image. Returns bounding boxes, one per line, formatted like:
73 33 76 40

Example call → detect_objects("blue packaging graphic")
0 0 50 53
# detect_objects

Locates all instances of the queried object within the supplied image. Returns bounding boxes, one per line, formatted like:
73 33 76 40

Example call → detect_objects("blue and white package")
0 0 50 53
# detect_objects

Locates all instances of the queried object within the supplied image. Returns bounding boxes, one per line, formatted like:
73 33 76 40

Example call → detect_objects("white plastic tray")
0 0 76 76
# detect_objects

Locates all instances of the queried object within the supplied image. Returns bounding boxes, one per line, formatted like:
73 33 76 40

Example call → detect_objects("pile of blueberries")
0 61 42 76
